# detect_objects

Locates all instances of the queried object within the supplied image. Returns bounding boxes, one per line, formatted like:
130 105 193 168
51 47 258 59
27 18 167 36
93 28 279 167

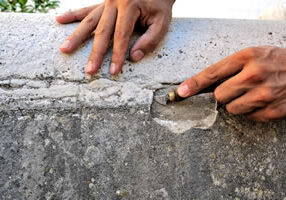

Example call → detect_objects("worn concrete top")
1 13 286 200
1 13 285 110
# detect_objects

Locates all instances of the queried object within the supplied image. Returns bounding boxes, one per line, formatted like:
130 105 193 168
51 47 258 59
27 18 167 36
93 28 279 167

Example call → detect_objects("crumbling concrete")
1 13 286 199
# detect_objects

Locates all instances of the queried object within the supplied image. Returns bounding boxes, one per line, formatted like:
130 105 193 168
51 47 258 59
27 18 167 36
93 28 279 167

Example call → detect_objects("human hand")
177 46 286 122
56 0 175 76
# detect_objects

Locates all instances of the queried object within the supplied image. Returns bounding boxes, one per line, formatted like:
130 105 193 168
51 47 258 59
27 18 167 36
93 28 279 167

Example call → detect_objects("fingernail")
110 63 116 75
177 84 190 97
132 50 144 62
60 40 71 49
85 61 95 74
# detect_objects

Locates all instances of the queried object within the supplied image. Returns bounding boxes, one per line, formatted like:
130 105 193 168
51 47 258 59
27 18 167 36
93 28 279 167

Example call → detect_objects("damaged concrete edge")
0 76 220 133
0 13 225 132
0 78 154 111
0 69 180 114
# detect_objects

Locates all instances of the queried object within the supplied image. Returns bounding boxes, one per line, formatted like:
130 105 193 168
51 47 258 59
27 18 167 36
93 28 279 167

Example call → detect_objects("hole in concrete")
151 85 218 134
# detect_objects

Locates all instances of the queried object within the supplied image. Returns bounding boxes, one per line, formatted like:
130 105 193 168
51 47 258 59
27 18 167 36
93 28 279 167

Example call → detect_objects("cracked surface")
0 78 153 111
2 13 286 199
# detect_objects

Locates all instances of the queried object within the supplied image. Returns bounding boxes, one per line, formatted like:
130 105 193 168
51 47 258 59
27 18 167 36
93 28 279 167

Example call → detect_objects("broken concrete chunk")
152 87 218 133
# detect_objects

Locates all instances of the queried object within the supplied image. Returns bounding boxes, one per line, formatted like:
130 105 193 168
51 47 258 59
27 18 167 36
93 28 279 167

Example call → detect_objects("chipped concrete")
152 86 218 133
1 13 286 199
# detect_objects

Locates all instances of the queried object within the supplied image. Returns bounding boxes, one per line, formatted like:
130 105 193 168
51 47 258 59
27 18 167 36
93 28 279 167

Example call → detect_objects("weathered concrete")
1 13 286 199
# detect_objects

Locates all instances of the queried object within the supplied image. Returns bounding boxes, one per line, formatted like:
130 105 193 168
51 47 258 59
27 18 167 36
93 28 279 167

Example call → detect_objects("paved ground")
1 13 286 199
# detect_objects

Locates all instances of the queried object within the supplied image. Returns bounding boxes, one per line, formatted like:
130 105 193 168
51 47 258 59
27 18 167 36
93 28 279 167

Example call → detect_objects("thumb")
130 16 170 62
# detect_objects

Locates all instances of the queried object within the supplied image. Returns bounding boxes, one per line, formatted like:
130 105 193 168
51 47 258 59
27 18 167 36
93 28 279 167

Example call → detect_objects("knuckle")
185 77 200 94
254 88 275 103
261 89 275 102
84 15 94 24
190 77 200 91
246 66 266 82
94 27 108 37
204 65 219 81
261 46 278 59
242 47 259 59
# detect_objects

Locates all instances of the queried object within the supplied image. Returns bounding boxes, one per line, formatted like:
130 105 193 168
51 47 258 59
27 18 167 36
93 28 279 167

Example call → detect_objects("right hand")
56 0 175 76
177 46 286 122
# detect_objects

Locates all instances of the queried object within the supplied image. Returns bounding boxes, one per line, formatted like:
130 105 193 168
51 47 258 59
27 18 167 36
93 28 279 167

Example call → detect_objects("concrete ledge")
1 13 286 110
1 13 286 199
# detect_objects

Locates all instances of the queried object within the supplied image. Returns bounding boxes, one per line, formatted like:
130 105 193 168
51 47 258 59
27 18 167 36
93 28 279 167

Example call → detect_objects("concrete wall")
1 13 286 199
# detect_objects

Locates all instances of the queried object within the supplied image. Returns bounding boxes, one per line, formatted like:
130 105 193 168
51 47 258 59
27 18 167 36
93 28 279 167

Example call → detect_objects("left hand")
177 46 286 122
56 0 174 76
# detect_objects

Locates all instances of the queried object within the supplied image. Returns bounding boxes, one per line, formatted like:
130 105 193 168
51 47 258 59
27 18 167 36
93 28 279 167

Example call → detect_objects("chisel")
154 82 222 106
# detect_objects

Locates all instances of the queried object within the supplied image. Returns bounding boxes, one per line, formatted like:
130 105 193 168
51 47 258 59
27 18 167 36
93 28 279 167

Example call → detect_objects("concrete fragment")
152 87 218 133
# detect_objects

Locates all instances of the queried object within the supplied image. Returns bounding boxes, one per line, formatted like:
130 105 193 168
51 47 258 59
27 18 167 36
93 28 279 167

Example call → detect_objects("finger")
177 48 256 98
246 98 286 122
129 14 171 62
56 4 100 24
60 5 104 53
225 89 267 115
246 107 285 122
110 8 140 75
214 69 250 104
86 6 117 75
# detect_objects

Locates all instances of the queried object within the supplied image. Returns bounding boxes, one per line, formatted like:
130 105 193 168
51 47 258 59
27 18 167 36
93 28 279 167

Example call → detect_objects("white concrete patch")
153 93 218 134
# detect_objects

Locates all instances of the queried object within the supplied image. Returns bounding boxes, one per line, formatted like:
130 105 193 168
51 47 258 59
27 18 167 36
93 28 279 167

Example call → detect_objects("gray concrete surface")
1 13 286 200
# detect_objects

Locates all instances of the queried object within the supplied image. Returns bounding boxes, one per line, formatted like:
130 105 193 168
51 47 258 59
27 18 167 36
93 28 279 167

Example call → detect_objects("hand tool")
154 82 221 106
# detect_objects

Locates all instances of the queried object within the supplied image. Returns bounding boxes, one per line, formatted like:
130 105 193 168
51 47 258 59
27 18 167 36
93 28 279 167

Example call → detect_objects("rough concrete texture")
1 13 286 199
